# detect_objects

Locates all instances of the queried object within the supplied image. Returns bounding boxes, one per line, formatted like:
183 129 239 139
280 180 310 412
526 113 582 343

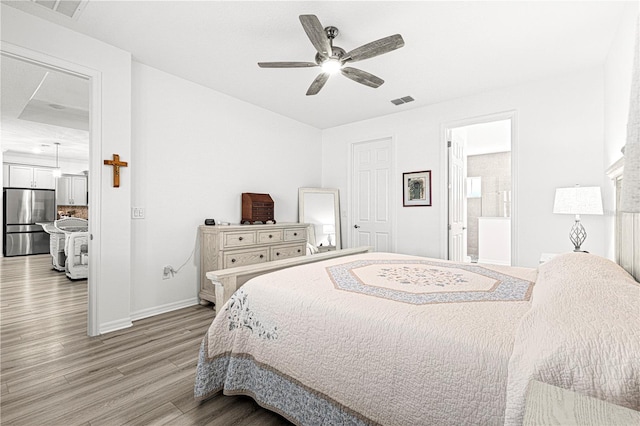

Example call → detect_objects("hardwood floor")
0 255 292 425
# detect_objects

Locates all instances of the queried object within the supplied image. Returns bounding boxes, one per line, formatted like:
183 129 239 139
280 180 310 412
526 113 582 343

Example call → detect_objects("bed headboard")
607 157 640 282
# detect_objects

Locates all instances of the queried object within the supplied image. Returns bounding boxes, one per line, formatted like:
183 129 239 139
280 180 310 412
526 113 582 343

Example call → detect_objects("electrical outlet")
162 265 174 280
131 207 145 219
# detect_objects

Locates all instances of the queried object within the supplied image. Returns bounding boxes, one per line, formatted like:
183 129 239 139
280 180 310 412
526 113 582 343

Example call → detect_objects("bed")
194 250 639 425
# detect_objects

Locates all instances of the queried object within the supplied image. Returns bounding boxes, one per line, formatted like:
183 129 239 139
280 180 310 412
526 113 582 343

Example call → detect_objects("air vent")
391 96 415 106
31 0 89 20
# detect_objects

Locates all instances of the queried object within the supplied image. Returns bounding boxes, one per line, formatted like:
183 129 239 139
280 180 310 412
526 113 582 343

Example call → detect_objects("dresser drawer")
257 229 283 244
223 248 269 268
284 228 306 241
270 243 305 261
199 223 311 309
223 231 256 248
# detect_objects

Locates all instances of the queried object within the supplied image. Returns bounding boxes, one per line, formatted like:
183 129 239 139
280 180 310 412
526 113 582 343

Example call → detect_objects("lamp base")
569 219 587 252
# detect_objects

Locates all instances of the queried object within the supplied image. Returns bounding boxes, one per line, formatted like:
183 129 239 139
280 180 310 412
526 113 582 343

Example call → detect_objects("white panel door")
351 138 393 252
448 130 467 261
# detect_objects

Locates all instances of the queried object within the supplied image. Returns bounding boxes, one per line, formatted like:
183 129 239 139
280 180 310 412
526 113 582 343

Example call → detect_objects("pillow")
504 253 640 425
306 242 318 255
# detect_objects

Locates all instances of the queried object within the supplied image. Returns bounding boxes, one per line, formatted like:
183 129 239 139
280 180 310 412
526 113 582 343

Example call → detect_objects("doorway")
349 137 394 252
446 113 516 265
1 46 101 335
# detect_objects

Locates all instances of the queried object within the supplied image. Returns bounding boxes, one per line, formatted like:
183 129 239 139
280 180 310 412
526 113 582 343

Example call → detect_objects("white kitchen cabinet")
6 164 56 189
57 175 88 206
33 168 56 189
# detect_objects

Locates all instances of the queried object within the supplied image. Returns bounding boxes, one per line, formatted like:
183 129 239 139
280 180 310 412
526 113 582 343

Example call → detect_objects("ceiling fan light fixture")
259 15 404 95
321 58 342 74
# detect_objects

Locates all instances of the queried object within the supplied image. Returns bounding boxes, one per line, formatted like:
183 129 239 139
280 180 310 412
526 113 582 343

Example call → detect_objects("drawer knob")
231 258 236 263
269 234 273 238
260 254 264 258
297 249 301 253
293 232 297 236
238 237 243 241
276 252 280 256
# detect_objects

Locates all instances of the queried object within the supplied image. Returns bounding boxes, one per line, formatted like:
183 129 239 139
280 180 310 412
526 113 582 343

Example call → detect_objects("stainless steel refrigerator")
3 188 56 257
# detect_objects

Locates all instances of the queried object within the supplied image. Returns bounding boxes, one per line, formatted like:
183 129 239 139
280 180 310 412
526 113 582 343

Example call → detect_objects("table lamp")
323 224 335 246
553 185 603 252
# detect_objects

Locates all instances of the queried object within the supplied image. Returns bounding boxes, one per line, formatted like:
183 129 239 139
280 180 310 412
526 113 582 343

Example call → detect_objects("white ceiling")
1 54 90 161
461 119 512 156
2 0 631 133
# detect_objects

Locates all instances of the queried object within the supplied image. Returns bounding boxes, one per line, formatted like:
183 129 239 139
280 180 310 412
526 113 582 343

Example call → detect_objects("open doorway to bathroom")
447 115 514 265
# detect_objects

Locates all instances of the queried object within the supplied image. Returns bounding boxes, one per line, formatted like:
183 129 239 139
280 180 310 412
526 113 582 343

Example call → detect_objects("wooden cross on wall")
103 154 128 188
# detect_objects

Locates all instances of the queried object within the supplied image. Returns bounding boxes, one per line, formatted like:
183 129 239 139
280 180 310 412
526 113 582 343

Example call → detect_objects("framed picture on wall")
403 170 432 207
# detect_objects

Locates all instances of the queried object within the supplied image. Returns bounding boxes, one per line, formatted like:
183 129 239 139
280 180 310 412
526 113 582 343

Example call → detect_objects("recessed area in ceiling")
31 0 88 20
1 54 90 161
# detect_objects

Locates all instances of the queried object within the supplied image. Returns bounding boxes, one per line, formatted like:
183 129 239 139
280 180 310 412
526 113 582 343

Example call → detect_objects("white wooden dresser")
198 223 308 305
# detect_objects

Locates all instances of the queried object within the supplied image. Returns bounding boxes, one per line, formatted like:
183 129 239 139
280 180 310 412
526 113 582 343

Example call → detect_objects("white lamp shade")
553 186 603 215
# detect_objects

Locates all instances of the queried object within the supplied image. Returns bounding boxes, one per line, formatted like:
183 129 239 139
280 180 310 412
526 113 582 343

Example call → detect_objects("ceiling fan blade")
341 67 384 88
344 34 405 62
258 62 318 68
306 73 330 96
299 15 332 58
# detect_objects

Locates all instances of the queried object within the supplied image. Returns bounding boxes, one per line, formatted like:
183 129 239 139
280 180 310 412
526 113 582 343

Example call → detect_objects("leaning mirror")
299 188 341 251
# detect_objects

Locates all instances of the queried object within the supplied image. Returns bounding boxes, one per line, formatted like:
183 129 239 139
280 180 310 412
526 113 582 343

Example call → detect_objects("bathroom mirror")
298 187 341 251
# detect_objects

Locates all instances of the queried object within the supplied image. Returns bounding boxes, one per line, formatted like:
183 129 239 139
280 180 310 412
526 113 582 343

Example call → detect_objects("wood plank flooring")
0 255 292 425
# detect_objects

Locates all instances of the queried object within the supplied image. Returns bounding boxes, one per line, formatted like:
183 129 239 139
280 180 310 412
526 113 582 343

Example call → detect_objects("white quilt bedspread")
504 253 640 425
195 252 539 425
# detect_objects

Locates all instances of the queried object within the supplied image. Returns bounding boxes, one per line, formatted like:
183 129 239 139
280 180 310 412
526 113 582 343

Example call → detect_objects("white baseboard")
99 318 133 335
130 298 200 322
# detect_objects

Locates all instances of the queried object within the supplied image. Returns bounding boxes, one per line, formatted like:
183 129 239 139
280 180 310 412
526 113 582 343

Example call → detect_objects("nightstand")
524 380 640 425
317 245 336 253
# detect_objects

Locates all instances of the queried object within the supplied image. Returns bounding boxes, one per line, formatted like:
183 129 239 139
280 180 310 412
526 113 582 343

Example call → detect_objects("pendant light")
53 142 62 178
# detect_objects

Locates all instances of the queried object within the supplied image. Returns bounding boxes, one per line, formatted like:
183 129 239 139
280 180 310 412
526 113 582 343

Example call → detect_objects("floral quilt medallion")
326 259 533 304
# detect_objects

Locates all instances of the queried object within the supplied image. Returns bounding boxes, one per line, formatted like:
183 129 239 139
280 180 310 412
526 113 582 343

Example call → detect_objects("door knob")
354 224 360 229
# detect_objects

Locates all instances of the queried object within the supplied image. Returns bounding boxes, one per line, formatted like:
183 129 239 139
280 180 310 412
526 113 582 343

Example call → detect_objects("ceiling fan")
258 15 405 96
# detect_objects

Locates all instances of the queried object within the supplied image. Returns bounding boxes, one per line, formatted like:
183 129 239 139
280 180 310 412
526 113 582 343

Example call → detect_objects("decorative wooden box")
242 193 275 224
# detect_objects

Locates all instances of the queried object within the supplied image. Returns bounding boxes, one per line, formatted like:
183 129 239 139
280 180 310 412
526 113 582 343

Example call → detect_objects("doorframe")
1 41 102 336
440 110 519 265
347 135 397 252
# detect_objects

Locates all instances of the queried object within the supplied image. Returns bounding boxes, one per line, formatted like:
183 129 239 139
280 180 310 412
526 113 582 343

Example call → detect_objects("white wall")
603 6 639 259
322 67 606 267
130 62 322 317
2 5 132 333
